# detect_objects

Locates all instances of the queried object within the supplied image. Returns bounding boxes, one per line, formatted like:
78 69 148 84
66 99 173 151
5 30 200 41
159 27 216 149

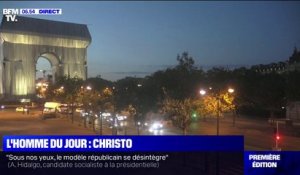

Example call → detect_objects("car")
75 108 84 113
42 108 57 119
16 107 28 112
136 121 149 128
57 105 72 114
43 107 55 114
116 115 127 121
148 122 163 134
100 112 111 119
108 119 122 129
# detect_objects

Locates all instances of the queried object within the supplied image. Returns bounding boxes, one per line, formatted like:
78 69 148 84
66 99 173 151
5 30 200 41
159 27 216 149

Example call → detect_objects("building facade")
286 102 300 121
251 47 300 74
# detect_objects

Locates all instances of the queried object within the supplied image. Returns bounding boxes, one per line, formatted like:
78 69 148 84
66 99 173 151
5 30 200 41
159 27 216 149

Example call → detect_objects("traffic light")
272 122 281 150
192 111 197 118
273 127 280 140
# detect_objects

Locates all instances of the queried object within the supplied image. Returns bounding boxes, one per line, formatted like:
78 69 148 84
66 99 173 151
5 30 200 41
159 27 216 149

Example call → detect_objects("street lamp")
99 112 103 135
124 119 128 135
137 121 141 135
111 114 118 135
199 87 234 135
228 88 234 93
200 87 234 175
199 89 206 95
81 85 92 127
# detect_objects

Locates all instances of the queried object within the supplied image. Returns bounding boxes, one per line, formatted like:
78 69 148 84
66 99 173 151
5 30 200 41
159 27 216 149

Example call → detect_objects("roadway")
1 109 300 151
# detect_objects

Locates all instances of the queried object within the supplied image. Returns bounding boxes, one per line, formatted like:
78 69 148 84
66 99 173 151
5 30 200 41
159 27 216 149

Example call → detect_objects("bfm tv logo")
3 8 62 22
3 9 18 22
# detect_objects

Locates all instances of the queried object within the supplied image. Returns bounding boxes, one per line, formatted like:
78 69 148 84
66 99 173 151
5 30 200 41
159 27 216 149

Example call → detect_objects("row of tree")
43 52 300 133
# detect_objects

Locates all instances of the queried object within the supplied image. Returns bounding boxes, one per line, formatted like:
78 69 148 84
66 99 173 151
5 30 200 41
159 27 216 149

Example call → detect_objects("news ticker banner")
244 151 300 175
2 136 300 174
3 8 62 15
3 8 62 22
3 135 243 152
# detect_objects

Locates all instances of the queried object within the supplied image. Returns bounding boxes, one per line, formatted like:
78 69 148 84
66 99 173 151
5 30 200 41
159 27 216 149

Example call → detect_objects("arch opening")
35 53 60 99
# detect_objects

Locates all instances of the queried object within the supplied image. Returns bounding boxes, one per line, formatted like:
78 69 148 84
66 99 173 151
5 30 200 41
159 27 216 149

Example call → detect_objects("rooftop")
0 15 91 41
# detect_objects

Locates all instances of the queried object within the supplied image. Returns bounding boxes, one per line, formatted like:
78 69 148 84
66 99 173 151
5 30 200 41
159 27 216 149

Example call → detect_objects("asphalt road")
1 109 300 151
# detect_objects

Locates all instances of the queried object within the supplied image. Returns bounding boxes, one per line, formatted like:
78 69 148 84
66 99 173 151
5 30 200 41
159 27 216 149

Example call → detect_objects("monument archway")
35 52 60 83
0 16 91 100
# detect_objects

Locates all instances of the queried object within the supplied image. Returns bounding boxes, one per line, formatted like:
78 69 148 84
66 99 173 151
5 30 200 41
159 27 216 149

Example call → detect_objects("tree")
162 97 194 135
243 73 285 118
176 52 195 71
151 52 204 100
195 92 235 118
86 76 114 92
205 67 233 92
76 87 102 130
121 104 136 120
101 87 115 113
114 77 142 112
46 76 83 123
99 87 114 135
286 71 300 101
119 104 137 135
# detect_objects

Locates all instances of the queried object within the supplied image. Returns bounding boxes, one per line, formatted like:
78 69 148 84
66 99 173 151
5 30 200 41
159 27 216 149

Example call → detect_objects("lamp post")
87 86 93 130
216 96 220 135
199 87 234 135
81 85 92 127
124 120 127 135
111 113 118 135
99 112 103 135
200 87 234 175
137 121 141 135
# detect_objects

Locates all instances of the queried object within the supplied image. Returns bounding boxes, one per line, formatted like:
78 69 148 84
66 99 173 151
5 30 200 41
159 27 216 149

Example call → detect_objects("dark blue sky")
2 1 300 81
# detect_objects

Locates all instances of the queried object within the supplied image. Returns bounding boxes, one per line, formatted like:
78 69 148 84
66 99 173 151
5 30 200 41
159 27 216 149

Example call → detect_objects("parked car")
59 106 72 114
43 107 55 114
16 107 28 112
75 108 84 113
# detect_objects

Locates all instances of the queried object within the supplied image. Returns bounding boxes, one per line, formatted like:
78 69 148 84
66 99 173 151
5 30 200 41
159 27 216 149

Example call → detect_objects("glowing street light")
199 87 235 136
86 86 92 90
137 121 141 135
199 89 206 95
228 88 235 93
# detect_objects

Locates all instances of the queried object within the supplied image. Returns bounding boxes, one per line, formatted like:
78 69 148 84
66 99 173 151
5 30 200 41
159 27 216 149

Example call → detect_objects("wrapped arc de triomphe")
0 16 91 100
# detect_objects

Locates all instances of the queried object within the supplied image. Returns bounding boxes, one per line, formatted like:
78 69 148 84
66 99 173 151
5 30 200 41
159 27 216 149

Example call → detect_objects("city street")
1 109 300 151
187 115 300 151
0 110 95 150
